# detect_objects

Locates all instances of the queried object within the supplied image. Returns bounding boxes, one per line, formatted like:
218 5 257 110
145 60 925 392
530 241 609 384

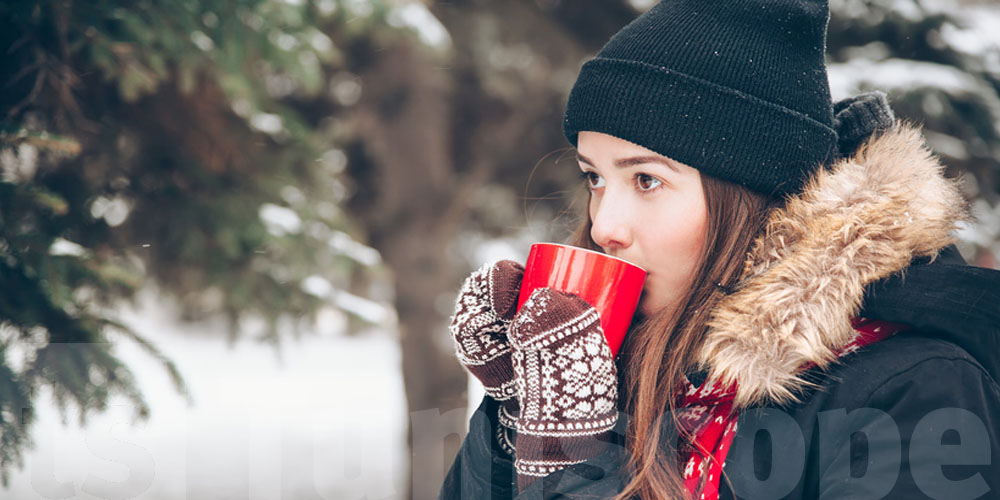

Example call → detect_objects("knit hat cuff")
563 57 838 196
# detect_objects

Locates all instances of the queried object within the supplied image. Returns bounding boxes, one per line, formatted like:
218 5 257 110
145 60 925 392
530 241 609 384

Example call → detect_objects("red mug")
516 243 647 358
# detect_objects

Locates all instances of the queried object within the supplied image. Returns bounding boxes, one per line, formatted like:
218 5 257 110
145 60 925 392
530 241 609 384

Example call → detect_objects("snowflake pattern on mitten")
508 287 618 491
449 260 523 429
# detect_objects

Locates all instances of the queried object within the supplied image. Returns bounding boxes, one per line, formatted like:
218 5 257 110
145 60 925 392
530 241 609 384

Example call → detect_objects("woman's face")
576 131 708 317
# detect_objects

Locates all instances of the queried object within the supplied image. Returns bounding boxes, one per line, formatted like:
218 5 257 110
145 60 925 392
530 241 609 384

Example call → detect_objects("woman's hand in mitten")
449 260 524 434
508 287 619 491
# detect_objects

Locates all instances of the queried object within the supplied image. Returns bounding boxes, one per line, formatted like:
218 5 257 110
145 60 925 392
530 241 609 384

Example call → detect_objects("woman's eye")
580 171 605 189
636 174 662 191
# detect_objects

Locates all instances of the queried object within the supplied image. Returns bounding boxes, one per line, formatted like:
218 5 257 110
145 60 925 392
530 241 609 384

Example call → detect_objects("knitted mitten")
449 260 524 444
508 287 619 491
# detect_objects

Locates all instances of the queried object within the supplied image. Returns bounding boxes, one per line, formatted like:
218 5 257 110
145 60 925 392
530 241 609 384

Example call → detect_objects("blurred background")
1 0 998 498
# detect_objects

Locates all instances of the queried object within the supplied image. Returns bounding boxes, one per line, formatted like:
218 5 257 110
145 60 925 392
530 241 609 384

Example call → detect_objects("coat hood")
697 122 1000 408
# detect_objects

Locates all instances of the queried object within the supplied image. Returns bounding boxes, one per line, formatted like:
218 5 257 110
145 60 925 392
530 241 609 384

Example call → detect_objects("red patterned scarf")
675 317 911 499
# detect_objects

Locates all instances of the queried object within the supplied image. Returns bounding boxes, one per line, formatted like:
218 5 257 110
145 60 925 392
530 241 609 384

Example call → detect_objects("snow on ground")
3 290 407 500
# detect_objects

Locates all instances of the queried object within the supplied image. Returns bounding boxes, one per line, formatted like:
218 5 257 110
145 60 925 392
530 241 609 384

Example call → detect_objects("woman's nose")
590 197 632 251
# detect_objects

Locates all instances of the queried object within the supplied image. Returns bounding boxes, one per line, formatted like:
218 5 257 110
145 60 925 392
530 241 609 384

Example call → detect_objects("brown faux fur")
698 123 971 408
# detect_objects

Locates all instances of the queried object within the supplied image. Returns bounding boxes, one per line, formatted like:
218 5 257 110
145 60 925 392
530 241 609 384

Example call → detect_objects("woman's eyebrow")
576 153 679 172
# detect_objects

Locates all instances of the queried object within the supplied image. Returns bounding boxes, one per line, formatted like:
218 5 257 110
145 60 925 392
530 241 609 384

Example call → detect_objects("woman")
441 1 1000 499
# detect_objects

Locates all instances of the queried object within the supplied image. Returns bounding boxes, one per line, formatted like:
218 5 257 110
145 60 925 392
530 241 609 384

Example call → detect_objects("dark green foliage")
0 0 389 482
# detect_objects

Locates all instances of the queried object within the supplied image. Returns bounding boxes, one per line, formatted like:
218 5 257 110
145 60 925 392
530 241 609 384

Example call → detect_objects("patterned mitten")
508 287 619 491
449 260 524 445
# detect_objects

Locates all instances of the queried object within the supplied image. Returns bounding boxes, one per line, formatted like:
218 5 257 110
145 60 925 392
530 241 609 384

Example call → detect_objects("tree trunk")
349 42 469 500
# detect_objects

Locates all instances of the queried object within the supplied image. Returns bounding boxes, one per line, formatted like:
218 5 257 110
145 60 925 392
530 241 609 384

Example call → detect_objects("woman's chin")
637 289 677 318
637 293 656 317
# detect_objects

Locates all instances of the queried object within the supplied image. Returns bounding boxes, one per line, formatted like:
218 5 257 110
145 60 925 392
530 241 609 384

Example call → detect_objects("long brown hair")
568 173 780 499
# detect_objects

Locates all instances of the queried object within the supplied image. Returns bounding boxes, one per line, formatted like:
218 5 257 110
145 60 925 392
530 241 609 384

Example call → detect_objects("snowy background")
3 290 408 500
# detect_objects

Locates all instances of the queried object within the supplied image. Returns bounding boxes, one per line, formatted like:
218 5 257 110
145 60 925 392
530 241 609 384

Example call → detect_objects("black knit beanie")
563 0 838 197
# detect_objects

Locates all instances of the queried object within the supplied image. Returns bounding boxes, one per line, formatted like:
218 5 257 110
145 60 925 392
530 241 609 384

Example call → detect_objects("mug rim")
532 242 647 273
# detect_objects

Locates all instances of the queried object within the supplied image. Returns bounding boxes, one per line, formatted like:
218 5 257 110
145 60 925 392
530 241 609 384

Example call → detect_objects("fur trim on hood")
697 123 971 408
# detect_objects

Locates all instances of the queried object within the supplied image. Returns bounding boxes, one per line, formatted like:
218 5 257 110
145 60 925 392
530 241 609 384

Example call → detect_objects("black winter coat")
440 126 1000 499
